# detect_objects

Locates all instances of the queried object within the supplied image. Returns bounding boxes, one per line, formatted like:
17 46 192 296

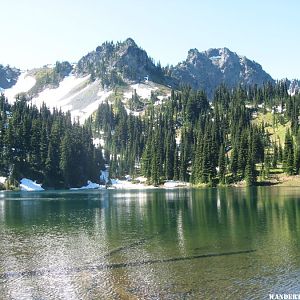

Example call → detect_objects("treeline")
92 82 300 186
0 95 104 188
1 80 299 189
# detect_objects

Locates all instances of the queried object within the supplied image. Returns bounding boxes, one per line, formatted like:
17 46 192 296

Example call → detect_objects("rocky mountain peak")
171 46 274 97
76 40 275 97
187 48 199 59
0 65 20 89
124 37 137 47
205 47 232 57
77 38 164 87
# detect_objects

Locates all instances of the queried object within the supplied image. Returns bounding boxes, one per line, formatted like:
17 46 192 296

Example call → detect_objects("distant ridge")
1 38 298 122
170 47 274 97
75 39 275 97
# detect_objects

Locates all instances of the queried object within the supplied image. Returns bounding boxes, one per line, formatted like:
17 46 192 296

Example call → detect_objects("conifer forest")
0 80 299 188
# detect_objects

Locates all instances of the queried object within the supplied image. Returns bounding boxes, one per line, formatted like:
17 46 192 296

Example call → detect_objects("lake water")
0 187 300 299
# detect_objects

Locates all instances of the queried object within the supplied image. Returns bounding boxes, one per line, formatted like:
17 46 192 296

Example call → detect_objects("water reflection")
0 187 300 298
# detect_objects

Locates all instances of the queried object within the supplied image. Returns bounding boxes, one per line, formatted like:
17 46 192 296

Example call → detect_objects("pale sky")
1 0 299 79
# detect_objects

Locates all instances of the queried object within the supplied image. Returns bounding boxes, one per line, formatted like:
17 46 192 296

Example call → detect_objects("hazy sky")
1 0 299 79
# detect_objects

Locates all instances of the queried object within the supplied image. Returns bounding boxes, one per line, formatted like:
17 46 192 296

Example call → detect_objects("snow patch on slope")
31 75 89 111
110 178 154 189
71 89 112 123
70 180 102 190
124 82 158 99
4 72 36 103
29 75 113 124
20 178 44 191
4 74 170 125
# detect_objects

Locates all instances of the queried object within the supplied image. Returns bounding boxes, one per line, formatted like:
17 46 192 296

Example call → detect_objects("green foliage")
129 90 144 111
92 81 300 186
283 129 294 175
94 85 298 185
2 79 299 189
218 144 226 184
0 95 104 188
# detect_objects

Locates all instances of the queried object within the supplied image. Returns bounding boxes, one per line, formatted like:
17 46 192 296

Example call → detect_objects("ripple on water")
1 188 300 299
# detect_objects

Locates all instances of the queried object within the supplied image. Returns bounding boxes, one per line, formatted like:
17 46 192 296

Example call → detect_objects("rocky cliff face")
171 47 274 97
0 65 20 89
3 38 294 102
76 38 164 87
75 40 274 97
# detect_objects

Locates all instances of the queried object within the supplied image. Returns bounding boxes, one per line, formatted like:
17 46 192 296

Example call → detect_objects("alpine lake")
0 187 300 299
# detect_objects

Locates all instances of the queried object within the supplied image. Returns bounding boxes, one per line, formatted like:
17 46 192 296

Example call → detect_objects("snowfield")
31 75 89 108
4 73 113 124
124 82 158 100
30 76 114 124
4 72 36 103
4 71 171 125
71 89 113 123
31 75 90 118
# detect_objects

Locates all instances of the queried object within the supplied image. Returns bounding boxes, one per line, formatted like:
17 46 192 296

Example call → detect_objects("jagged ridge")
2 38 297 113
170 47 274 97
76 38 165 87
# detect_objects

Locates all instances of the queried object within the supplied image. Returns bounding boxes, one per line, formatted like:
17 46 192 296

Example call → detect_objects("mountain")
2 39 171 123
76 38 165 86
76 41 274 97
1 38 295 122
170 47 274 97
0 65 20 90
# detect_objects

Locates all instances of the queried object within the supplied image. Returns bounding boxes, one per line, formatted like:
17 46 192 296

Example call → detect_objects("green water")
0 187 300 299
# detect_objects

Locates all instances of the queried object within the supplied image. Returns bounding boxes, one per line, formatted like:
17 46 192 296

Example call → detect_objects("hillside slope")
2 38 296 122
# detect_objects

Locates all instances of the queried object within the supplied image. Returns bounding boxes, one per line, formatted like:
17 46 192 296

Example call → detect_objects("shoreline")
228 174 300 188
2 175 300 192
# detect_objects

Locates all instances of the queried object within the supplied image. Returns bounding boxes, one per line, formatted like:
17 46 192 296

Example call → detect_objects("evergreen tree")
60 130 73 187
230 146 239 177
45 121 62 187
245 145 257 186
218 144 226 184
283 129 294 175
263 150 271 179
272 143 278 168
